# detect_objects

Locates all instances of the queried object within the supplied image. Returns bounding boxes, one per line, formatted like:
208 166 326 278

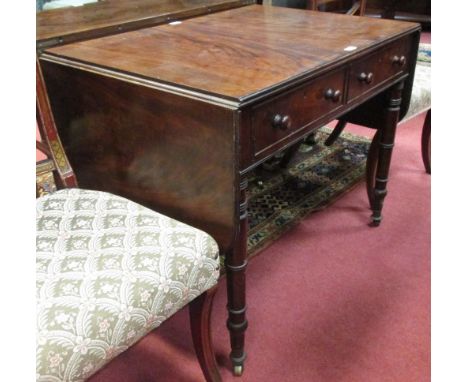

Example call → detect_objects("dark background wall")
272 0 306 8
271 0 430 15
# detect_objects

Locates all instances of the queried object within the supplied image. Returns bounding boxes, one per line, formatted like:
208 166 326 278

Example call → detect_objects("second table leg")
225 176 249 376
370 80 405 226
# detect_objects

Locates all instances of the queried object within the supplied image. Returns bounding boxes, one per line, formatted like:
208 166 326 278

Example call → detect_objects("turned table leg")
225 176 248 376
369 81 404 226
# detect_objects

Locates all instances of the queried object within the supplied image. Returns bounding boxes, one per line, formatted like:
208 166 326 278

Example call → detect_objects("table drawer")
348 36 413 102
251 70 345 157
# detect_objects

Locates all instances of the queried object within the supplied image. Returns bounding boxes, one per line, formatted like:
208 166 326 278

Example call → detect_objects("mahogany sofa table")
39 4 420 376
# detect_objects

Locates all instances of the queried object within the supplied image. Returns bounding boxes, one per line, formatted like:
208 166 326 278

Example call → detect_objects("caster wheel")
233 365 244 376
370 211 382 227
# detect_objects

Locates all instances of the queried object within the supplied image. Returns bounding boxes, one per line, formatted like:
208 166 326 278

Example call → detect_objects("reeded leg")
225 177 249 376
369 81 404 226
366 129 380 207
325 119 347 146
421 109 431 174
189 287 222 382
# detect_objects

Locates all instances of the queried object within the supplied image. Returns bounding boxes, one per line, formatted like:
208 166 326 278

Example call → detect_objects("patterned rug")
247 126 370 256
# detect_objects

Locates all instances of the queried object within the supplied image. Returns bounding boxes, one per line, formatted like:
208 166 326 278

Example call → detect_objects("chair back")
36 58 78 196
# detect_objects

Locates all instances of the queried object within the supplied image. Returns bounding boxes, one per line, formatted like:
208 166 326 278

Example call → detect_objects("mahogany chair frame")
36 58 222 382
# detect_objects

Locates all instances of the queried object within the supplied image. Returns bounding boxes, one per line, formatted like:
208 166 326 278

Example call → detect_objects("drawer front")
348 36 413 102
252 70 345 157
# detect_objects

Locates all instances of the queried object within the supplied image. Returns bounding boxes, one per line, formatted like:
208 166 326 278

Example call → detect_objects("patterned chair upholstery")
36 189 220 381
36 58 221 382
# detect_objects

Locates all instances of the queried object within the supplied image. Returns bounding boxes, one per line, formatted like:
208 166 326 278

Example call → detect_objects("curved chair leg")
366 129 380 208
421 109 431 174
325 119 347 146
189 287 222 382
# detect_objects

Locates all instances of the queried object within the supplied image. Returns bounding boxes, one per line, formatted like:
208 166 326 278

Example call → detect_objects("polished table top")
44 5 418 103
40 6 420 375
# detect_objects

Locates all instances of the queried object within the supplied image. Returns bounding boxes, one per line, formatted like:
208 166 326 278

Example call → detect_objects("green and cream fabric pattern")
36 189 219 381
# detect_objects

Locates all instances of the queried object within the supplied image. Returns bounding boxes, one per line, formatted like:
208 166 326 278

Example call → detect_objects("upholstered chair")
36 59 222 382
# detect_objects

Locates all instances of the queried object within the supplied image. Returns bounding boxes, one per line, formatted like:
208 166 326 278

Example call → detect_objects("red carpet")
89 111 431 382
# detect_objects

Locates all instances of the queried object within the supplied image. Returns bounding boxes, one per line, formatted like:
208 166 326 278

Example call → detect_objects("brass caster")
233 365 244 376
369 211 382 227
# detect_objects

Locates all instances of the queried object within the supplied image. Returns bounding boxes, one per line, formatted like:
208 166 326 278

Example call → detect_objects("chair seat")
36 188 220 381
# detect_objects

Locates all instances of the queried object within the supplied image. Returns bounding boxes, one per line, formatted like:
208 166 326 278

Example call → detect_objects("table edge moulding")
37 3 421 376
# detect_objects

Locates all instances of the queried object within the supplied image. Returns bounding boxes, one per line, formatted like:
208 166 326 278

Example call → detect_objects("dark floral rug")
247 126 370 256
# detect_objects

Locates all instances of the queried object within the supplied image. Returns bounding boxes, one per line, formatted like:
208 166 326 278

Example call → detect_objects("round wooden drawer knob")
324 88 341 103
272 114 291 130
392 55 406 66
358 72 374 84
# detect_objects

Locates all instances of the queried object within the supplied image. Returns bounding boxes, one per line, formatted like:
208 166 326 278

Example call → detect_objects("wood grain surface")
37 0 254 46
39 4 421 374
41 60 238 252
45 5 419 101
